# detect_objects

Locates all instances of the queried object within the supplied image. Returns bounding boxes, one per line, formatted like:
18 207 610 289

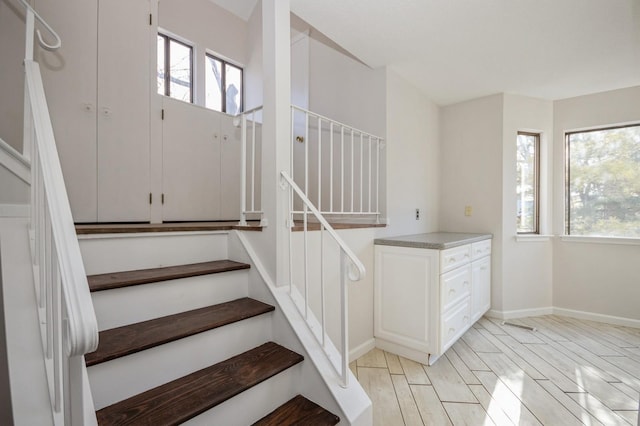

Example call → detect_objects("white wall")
0 0 25 152
439 94 504 311
501 94 554 315
379 70 440 237
552 86 640 322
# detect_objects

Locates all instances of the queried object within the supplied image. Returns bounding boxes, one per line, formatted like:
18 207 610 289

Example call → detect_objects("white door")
36 0 98 222
97 0 151 221
219 114 241 220
162 98 221 220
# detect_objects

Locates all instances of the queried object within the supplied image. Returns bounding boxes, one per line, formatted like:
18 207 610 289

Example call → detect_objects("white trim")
487 306 640 329
553 307 640 329
486 306 554 320
515 234 554 242
560 235 640 246
0 204 29 218
349 338 375 363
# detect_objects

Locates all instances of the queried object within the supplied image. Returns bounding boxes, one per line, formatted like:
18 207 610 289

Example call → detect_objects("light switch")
464 205 472 216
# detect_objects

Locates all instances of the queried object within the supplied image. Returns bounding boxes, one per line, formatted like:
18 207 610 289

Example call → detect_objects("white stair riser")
79 232 229 274
88 314 273 410
92 271 249 331
183 364 302 426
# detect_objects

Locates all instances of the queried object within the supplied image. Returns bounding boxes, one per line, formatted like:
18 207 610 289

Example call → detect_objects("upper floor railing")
20 2 99 423
291 105 384 223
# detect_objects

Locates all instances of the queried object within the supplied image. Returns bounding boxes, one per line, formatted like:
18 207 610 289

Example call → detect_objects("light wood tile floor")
351 315 640 425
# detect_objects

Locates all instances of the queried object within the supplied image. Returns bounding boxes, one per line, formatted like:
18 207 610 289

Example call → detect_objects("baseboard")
486 306 553 320
349 338 375 362
0 204 29 218
553 307 640 329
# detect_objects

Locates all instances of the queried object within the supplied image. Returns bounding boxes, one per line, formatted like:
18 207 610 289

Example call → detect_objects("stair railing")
280 171 365 387
291 105 384 223
21 1 99 423
239 106 264 226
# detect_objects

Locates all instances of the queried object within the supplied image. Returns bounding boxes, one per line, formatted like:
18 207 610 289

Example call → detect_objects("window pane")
157 35 165 96
225 64 242 115
567 125 640 237
205 56 223 111
516 133 538 233
168 39 192 102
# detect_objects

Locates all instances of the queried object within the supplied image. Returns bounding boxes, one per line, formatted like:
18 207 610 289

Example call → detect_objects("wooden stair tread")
76 221 262 234
88 260 250 292
96 342 304 426
252 395 340 426
85 298 274 366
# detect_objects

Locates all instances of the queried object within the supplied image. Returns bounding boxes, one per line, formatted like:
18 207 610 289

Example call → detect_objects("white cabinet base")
374 239 491 366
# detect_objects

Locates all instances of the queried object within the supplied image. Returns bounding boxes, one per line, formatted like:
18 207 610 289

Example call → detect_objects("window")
205 54 243 115
516 132 540 233
566 124 640 237
157 34 193 102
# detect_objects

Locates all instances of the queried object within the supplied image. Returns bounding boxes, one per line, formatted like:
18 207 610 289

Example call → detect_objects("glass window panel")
516 133 538 233
225 64 242 115
205 56 223 112
567 125 640 237
168 39 192 102
157 35 166 96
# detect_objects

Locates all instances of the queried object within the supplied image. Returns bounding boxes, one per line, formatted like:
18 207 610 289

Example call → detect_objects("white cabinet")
374 238 491 365
38 0 151 222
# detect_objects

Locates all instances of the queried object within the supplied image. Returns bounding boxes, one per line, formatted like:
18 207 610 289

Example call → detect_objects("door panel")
97 0 151 221
219 115 241 220
36 0 98 222
162 98 220 221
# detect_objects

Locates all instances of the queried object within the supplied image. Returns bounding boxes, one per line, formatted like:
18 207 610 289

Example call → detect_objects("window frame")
205 53 244 115
565 123 640 237
516 131 541 235
158 33 194 103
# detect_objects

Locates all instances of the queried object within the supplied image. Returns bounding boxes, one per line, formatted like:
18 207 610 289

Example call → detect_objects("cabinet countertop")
374 232 492 250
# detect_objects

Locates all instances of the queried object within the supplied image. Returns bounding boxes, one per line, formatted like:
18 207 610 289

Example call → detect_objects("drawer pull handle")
463 316 469 323
449 289 456 295
463 281 469 286
448 327 456 335
464 253 470 258
448 258 456 263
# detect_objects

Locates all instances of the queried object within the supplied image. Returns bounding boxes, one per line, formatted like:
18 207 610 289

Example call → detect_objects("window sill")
560 235 640 246
515 234 553 242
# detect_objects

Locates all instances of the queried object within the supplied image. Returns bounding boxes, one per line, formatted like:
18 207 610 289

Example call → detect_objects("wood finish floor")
352 315 640 425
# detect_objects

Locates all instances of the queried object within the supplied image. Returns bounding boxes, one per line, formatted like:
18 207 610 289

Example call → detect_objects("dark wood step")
76 221 262 235
96 342 304 426
252 395 340 426
85 298 274 366
88 260 250 292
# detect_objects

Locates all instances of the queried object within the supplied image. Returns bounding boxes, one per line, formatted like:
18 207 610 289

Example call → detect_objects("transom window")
157 34 193 103
205 54 243 115
517 132 540 234
566 124 640 237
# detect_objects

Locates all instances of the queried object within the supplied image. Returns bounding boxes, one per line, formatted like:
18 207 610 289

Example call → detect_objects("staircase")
79 224 340 425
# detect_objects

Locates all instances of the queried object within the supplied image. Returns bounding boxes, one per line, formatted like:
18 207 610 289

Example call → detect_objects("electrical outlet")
464 205 473 216
415 208 420 220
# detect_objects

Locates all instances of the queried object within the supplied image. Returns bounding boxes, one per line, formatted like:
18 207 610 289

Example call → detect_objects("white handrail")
17 0 62 52
0 137 31 184
281 170 364 388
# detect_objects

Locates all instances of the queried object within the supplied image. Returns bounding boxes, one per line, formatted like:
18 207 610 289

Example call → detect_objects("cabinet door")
219 114 241 220
97 0 151 221
161 98 221 220
36 0 98 222
471 256 491 322
374 245 439 353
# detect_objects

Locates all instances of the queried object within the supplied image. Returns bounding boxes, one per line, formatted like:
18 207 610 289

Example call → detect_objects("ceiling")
214 0 640 105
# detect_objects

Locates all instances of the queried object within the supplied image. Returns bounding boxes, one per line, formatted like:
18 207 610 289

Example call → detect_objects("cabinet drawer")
440 245 471 273
441 298 471 352
471 239 491 260
441 265 471 312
